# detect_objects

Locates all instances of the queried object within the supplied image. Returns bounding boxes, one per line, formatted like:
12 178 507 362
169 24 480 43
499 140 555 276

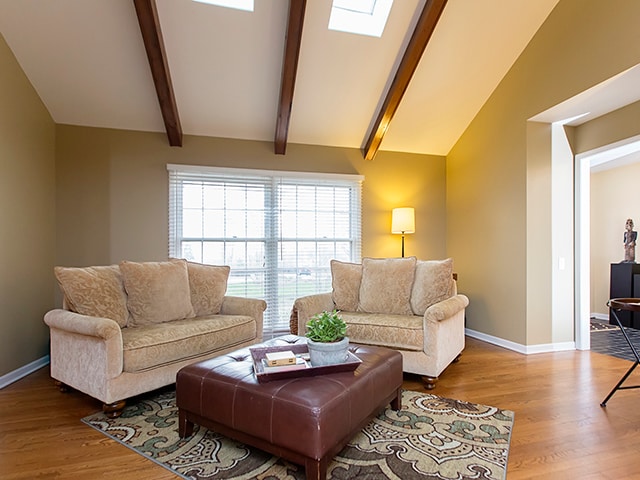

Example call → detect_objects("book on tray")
261 356 310 373
264 350 297 366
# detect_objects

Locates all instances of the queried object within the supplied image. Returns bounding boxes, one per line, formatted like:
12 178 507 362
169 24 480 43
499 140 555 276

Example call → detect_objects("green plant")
305 310 347 343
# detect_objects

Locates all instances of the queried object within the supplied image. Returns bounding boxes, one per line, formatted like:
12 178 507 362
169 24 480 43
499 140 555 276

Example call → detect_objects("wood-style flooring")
2 337 640 479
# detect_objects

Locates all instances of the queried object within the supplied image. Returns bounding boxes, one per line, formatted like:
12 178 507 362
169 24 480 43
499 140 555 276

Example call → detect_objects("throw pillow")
331 260 362 311
119 259 195 326
411 258 454 315
184 260 230 316
357 257 417 315
54 265 129 327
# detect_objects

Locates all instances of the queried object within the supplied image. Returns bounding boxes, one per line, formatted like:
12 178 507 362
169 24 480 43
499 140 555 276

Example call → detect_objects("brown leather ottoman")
176 335 403 480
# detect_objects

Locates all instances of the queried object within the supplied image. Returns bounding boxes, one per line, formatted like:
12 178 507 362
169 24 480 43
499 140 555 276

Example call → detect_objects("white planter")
307 337 350 367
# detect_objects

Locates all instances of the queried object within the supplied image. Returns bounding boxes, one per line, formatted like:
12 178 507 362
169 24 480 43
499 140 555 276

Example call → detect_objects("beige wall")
2 37 447 378
0 34 55 376
574 102 640 315
55 125 447 272
525 121 553 344
591 163 640 315
573 100 640 155
571 101 640 316
447 0 640 345
7 0 640 377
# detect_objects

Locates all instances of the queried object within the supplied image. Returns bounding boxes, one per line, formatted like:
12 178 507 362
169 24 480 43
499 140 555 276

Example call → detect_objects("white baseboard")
0 355 50 389
0 326 594 388
465 329 576 354
592 312 608 321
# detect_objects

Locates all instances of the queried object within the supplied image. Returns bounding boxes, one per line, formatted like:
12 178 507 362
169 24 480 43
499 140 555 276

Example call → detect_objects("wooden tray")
250 343 362 383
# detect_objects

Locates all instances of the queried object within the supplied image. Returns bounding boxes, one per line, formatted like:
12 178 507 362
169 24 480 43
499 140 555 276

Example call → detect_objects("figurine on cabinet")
623 218 637 263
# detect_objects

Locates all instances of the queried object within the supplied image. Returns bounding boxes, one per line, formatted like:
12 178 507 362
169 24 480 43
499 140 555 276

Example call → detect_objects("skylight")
192 0 253 12
328 0 393 38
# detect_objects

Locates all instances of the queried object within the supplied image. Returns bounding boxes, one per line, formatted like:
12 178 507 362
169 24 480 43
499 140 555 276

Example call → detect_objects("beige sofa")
44 259 266 417
291 257 468 388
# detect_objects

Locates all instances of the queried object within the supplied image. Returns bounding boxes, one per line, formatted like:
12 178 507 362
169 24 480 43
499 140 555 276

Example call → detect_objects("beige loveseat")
292 257 468 388
44 259 266 417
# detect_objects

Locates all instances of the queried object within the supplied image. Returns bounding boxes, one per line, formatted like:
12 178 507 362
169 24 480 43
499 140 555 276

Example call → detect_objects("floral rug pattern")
82 389 514 480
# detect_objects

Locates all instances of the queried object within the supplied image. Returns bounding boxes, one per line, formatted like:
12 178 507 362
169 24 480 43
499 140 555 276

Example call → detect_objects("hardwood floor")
2 337 640 479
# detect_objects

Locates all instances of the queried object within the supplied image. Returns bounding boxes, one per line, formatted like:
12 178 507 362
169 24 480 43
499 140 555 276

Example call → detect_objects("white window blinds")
167 164 363 337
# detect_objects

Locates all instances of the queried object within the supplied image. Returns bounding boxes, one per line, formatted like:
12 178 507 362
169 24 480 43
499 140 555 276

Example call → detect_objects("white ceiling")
0 0 570 156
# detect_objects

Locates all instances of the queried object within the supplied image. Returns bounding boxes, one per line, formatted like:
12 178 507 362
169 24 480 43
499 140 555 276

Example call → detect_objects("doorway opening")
576 136 640 350
530 63 640 351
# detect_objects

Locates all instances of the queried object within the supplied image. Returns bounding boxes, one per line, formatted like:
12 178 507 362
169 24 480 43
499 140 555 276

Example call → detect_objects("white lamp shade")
391 207 415 234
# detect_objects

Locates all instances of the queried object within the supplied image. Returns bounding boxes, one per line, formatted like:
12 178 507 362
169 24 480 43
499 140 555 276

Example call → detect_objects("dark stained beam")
274 0 307 155
133 0 182 147
362 0 448 160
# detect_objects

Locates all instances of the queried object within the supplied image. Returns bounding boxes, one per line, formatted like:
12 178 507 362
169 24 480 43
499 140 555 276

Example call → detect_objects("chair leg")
422 376 437 389
103 400 126 418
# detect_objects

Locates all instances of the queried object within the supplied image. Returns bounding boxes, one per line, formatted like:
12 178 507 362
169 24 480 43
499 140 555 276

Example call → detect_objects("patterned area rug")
82 388 514 480
590 319 619 332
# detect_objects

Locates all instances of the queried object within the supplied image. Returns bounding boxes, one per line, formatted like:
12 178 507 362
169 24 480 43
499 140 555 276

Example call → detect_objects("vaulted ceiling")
0 0 563 158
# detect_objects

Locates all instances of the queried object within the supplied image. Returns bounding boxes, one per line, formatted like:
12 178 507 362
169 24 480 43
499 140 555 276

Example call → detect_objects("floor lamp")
391 207 415 257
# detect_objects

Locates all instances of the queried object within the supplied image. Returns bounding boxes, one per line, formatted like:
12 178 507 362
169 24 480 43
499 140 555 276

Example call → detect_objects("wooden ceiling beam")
362 0 448 160
274 0 307 155
133 0 182 147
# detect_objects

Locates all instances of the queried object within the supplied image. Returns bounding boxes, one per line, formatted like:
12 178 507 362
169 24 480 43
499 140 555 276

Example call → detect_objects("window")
328 0 394 38
168 165 363 337
192 0 254 12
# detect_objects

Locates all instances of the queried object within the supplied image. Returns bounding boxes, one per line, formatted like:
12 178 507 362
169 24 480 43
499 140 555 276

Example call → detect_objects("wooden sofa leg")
103 400 126 418
453 353 462 363
422 376 437 390
53 380 71 393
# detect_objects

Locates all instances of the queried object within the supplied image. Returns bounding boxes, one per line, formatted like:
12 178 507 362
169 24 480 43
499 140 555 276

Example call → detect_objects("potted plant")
305 310 349 366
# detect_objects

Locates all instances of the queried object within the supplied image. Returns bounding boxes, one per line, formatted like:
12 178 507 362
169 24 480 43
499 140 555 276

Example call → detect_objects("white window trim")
168 164 364 183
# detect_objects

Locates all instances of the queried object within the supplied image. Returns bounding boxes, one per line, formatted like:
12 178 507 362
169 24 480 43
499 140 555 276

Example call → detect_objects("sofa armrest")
43 309 124 384
422 294 469 375
44 309 122 339
220 296 267 340
424 294 469 323
291 293 335 335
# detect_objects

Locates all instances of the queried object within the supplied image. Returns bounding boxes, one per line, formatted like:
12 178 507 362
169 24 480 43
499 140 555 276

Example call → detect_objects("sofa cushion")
358 257 416 315
411 258 454 315
119 260 195 326
340 312 423 351
184 261 230 316
54 265 129 327
330 260 362 311
121 315 256 372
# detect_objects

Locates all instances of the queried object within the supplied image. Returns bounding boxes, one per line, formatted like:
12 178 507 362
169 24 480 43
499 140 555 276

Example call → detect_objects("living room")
2 0 640 478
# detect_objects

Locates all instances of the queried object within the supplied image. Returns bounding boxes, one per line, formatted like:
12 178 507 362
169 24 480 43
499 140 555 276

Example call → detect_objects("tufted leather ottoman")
176 335 403 480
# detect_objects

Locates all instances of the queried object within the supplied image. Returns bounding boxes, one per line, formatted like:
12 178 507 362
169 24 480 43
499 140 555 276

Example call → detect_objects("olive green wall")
447 0 640 345
55 125 446 270
0 33 56 377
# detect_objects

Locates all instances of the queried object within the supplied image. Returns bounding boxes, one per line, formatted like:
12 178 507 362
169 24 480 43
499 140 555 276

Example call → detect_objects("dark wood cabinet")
609 263 640 328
